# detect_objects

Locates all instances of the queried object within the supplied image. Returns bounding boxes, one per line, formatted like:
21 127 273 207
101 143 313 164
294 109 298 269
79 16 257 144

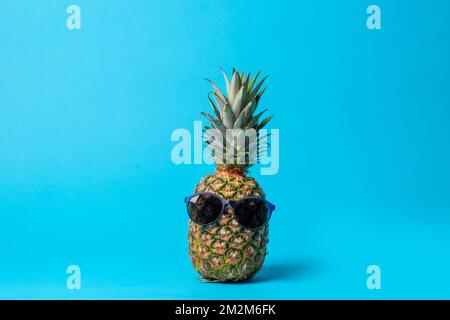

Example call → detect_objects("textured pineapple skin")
188 172 269 282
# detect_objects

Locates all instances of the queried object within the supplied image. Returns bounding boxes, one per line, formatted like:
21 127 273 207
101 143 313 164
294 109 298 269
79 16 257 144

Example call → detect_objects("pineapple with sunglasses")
186 69 276 282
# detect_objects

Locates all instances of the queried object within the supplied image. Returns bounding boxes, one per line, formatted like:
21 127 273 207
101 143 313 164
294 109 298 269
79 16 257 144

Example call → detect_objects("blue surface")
1 0 450 299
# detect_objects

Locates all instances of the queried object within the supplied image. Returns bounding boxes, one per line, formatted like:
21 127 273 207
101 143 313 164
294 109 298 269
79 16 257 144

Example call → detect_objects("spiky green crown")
202 68 273 170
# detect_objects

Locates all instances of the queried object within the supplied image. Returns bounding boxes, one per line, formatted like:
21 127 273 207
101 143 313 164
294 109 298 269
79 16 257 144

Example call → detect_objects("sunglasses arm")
267 201 276 212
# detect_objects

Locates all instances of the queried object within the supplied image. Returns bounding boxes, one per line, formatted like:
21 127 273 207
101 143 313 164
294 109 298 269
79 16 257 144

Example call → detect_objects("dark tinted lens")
188 194 223 225
234 198 268 229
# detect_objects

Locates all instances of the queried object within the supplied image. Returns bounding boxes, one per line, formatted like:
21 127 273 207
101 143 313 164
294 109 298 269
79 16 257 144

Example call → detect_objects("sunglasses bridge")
220 200 238 215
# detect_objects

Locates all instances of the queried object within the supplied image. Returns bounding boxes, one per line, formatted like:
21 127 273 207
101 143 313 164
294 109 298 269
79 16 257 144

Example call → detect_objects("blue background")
1 0 449 299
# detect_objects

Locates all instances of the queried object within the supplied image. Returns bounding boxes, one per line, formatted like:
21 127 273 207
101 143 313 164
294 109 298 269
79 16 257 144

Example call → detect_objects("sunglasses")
184 192 276 230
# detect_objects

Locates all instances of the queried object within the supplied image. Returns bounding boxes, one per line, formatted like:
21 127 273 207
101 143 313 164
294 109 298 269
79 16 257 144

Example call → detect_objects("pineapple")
188 68 273 282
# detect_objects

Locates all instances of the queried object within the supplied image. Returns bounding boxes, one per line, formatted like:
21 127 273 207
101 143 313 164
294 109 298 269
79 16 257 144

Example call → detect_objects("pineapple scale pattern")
188 172 269 281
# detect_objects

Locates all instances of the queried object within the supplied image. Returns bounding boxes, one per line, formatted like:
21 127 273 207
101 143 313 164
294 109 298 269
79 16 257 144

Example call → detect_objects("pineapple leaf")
248 70 262 91
246 100 257 118
201 112 226 134
213 92 227 111
257 115 274 129
228 71 241 104
205 137 225 151
207 94 221 120
245 109 268 129
255 87 266 100
204 78 228 105
250 75 269 98
254 108 268 119
234 101 253 128
253 89 265 110
242 72 250 86
219 67 230 93
257 133 271 140
257 141 271 147
222 104 236 128
231 86 244 117
200 112 216 124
